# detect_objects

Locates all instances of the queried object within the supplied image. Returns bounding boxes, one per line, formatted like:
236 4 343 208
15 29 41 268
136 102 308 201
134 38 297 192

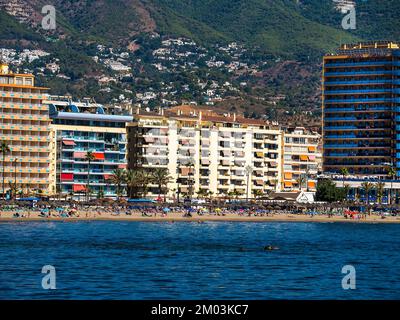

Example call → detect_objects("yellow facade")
0 63 54 195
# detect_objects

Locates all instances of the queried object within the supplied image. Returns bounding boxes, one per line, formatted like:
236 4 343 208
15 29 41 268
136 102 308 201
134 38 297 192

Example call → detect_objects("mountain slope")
148 0 358 58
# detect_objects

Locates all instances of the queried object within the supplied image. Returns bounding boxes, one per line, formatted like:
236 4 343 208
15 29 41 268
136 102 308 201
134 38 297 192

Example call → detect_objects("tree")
361 182 374 206
315 179 347 203
197 189 209 199
387 167 396 205
151 168 172 202
97 187 105 199
340 167 349 188
252 189 264 199
107 169 126 199
126 169 139 198
137 169 151 198
84 151 95 201
296 175 306 191
375 182 385 204
0 141 10 200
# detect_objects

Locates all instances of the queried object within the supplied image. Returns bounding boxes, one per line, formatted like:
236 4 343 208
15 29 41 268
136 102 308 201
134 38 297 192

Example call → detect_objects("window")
25 78 33 86
16 77 23 85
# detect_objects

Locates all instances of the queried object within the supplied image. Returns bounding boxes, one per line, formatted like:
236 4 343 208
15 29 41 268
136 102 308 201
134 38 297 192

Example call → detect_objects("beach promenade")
1 211 400 223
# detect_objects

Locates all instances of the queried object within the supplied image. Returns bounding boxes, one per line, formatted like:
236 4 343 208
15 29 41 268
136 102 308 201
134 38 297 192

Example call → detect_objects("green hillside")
150 0 358 58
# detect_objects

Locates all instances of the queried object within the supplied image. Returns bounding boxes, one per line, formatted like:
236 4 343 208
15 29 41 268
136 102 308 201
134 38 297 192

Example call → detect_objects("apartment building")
45 97 132 198
128 105 301 199
282 127 321 191
0 62 53 196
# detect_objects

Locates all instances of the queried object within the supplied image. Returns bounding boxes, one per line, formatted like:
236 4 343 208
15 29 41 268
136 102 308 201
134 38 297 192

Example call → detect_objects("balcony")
324 106 391 113
324 80 392 86
324 89 391 95
325 70 392 77
325 97 392 104
325 61 392 68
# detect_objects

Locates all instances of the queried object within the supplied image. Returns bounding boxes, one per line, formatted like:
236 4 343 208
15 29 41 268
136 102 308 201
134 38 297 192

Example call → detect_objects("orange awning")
308 181 316 188
73 184 86 192
308 146 316 152
284 181 293 187
284 173 293 180
300 155 308 161
62 140 76 146
181 168 190 176
93 152 105 160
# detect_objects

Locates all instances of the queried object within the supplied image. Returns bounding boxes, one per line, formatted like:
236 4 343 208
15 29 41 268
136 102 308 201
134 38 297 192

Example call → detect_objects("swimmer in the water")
264 245 279 251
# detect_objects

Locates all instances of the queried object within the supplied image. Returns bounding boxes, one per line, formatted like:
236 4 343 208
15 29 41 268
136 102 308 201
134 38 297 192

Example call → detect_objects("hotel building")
45 97 132 198
323 41 400 176
127 106 322 199
0 62 53 195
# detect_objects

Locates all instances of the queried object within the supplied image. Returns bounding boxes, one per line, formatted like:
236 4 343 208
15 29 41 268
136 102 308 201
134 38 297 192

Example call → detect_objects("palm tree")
84 151 95 201
375 182 385 204
232 189 242 200
197 189 209 200
107 168 126 199
340 167 349 188
387 167 397 205
126 169 138 198
253 189 264 199
361 181 374 206
207 190 214 202
297 175 306 191
0 141 10 199
137 169 151 198
151 168 172 202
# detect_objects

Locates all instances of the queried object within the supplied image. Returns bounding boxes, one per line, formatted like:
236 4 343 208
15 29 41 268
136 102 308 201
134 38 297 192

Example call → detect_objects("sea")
0 221 399 299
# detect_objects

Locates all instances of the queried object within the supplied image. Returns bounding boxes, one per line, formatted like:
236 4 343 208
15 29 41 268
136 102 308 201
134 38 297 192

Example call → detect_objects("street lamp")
13 158 18 199
245 165 253 203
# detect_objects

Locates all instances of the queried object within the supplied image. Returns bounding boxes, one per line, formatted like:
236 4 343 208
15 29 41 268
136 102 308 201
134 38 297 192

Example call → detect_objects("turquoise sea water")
0 221 399 300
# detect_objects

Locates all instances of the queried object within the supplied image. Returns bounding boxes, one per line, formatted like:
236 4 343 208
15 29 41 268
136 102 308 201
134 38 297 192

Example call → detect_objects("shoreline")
1 213 400 224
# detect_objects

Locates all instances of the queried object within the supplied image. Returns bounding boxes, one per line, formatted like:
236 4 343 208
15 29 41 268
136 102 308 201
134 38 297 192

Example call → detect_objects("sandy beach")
1 211 400 223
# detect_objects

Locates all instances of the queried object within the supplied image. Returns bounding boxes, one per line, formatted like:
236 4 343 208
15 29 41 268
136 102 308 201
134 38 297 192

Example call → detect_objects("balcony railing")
325 97 392 104
324 106 391 113
325 70 392 76
325 61 392 68
324 80 392 86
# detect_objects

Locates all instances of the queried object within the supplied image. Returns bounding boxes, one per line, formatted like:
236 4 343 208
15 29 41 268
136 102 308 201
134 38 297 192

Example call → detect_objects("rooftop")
135 105 279 128
327 41 400 57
